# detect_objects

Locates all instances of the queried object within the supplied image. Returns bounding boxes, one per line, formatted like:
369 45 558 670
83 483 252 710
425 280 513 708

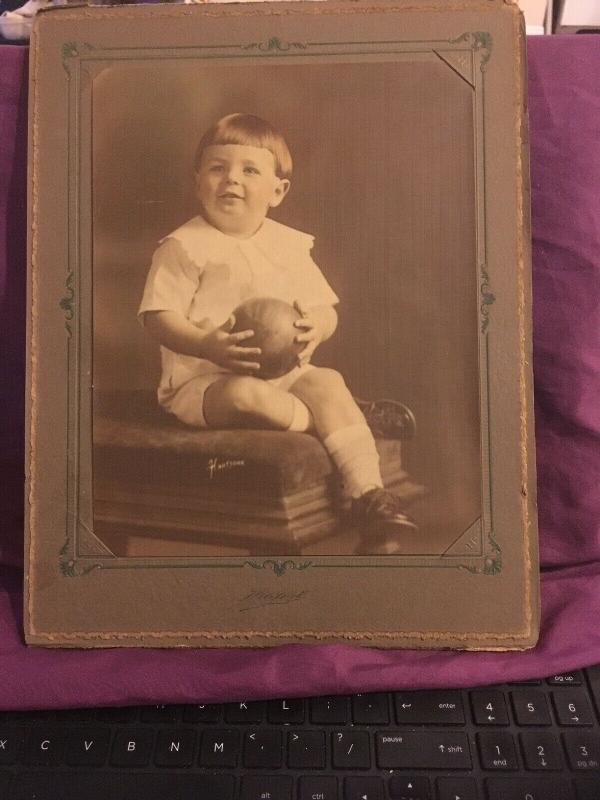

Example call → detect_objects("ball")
231 297 305 379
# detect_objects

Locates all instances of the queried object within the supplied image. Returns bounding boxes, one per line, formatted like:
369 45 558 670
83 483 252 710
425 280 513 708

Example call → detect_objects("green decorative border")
59 32 498 579
245 560 313 577
59 271 74 337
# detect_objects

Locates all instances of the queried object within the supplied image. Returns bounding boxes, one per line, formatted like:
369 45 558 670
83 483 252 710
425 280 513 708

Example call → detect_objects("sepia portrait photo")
90 48 483 562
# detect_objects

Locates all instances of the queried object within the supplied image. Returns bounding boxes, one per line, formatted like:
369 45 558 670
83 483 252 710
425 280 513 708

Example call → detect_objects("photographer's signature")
236 590 308 612
207 457 245 480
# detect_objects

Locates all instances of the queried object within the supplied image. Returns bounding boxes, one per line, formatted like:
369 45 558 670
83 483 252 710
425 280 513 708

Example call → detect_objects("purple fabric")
0 36 599 709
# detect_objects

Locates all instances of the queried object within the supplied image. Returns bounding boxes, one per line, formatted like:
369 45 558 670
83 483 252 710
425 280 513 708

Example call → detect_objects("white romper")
138 215 339 427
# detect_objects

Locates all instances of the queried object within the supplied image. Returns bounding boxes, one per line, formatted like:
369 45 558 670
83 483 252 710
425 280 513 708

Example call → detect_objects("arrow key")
552 690 594 726
388 775 431 798
436 777 478 800
469 690 509 726
344 776 384 800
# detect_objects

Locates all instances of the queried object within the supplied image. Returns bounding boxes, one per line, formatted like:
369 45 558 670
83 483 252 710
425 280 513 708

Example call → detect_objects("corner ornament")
450 32 493 70
62 42 94 75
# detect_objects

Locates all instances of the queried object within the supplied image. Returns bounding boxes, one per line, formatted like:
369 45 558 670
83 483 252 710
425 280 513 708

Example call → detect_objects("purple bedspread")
1 36 599 710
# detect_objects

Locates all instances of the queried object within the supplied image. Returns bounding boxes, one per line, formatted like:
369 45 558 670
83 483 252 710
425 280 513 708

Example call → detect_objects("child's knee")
219 376 270 417
300 367 348 398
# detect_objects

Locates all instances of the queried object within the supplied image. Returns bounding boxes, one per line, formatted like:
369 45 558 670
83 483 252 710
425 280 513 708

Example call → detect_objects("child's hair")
194 113 293 179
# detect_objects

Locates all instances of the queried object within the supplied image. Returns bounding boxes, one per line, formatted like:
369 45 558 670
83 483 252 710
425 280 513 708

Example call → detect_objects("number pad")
562 730 600 770
511 690 552 726
470 690 509 726
519 731 563 770
477 731 519 770
552 690 594 726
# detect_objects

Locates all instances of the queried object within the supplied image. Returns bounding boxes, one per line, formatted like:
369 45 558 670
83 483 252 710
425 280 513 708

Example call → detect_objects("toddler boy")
139 113 417 554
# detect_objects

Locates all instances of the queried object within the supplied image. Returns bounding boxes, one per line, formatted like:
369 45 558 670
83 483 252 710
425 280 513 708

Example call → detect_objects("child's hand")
293 301 323 365
197 316 262 374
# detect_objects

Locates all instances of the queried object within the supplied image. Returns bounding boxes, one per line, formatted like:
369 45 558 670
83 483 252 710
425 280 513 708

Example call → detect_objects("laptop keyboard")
2 666 600 799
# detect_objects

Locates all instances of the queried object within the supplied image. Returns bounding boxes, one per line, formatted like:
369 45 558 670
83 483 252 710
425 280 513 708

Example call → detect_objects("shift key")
376 731 471 769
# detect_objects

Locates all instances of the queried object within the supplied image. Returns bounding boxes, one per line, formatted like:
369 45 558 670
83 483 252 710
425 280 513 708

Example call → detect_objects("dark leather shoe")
352 487 418 555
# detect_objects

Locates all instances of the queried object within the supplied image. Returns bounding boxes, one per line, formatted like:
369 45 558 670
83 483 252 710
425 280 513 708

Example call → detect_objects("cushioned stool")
93 391 419 556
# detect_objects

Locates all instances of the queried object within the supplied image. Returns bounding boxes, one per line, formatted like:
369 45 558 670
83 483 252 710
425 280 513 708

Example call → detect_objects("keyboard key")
477 731 519 770
311 696 349 725
552 690 594 726
12 771 235 800
584 664 600 716
562 730 600 770
95 707 138 723
547 672 583 686
23 728 64 766
485 776 574 799
267 699 305 725
344 776 384 800
0 771 12 796
298 776 337 800
0 727 24 765
64 727 111 766
352 693 389 725
110 728 154 767
55 709 96 722
154 728 196 767
519 731 563 770
288 731 326 769
574 776 600 800
240 775 293 800
470 690 509 726
224 701 265 724
182 703 222 723
376 731 471 769
436 776 478 799
243 730 283 768
332 730 371 769
388 775 431 798
139 705 178 724
511 690 552 725
200 729 240 768
179 774 236 799
394 691 464 725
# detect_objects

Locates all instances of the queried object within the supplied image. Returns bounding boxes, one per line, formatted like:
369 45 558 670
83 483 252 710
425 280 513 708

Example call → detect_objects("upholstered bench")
93 391 419 557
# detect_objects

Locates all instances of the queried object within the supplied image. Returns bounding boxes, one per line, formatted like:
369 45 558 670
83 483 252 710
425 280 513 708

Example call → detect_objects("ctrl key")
298 776 337 799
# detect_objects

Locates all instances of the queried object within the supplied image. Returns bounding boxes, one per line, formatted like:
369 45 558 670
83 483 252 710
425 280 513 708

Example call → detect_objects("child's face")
196 144 290 238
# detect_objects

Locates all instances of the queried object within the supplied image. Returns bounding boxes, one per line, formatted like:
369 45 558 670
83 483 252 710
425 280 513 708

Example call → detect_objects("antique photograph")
91 55 481 559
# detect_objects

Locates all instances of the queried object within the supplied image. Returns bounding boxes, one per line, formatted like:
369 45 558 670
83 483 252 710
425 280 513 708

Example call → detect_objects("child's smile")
196 144 290 238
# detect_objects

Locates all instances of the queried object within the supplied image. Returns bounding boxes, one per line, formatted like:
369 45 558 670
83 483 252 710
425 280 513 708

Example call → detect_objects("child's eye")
209 165 224 172
244 166 260 175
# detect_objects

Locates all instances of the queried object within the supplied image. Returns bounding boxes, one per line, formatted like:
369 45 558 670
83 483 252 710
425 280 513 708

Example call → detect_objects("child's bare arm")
143 310 261 373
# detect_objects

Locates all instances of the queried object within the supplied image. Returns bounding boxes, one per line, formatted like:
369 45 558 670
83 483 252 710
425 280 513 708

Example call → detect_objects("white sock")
287 396 313 432
323 423 383 499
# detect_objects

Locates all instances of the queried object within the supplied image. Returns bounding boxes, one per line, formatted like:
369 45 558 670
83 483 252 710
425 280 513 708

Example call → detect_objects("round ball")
231 297 304 379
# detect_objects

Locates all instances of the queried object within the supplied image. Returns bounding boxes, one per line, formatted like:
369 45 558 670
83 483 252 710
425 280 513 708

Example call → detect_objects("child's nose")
225 167 242 183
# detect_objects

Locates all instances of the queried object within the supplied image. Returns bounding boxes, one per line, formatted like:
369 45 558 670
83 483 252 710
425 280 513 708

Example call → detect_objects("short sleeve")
295 252 340 309
138 237 202 323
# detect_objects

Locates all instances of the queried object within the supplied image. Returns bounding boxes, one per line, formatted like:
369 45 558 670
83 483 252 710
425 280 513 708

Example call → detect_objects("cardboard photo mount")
25 0 539 649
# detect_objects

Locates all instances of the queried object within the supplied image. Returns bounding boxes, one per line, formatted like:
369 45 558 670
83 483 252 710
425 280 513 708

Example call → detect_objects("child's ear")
269 178 291 208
